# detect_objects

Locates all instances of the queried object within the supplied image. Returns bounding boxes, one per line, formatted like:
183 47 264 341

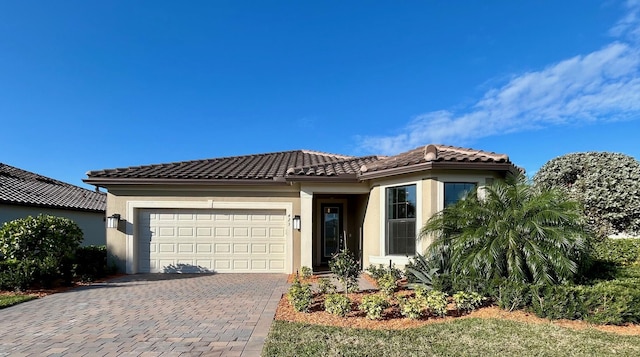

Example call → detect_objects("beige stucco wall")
0 203 105 246
104 185 301 273
361 170 504 269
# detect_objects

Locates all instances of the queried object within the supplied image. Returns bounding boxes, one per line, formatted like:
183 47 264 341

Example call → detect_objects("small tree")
534 152 640 238
421 173 591 285
329 249 360 294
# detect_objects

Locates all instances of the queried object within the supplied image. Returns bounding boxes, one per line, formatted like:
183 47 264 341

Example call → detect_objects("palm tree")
420 173 590 285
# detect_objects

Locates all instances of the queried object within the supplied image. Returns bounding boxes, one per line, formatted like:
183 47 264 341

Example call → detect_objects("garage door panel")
139 208 287 273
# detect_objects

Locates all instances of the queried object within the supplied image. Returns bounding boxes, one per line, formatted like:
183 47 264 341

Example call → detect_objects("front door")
321 203 343 263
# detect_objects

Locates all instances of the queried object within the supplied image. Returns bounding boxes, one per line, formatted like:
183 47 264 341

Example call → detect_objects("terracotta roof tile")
361 144 511 173
0 163 106 212
85 145 515 185
86 150 354 181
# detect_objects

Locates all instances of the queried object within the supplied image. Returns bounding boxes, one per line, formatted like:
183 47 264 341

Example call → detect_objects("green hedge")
591 238 640 265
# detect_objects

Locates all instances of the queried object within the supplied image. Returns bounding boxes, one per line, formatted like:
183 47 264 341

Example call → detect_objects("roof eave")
284 174 360 183
0 199 106 213
82 177 291 187
358 161 518 180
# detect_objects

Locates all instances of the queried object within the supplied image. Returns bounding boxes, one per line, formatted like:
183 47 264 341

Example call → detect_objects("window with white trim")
386 184 416 255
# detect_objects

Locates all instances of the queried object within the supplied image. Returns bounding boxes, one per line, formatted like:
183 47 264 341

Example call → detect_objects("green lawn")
263 319 640 357
0 294 36 308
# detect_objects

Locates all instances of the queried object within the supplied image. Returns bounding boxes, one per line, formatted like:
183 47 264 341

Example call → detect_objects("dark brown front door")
321 203 343 263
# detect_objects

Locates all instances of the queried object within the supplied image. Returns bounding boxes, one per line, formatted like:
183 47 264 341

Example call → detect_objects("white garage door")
137 209 287 273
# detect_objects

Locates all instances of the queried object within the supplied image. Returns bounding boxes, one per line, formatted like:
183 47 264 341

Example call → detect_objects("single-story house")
0 163 107 246
84 144 518 274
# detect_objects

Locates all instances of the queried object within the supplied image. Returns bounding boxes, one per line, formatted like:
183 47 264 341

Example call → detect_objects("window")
444 183 477 207
386 184 416 255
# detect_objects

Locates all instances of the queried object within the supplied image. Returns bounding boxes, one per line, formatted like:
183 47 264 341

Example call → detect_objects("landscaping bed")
276 273 640 336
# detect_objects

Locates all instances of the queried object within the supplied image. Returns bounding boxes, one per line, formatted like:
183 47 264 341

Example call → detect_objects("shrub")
584 280 640 325
74 245 109 282
591 238 640 266
0 215 83 261
424 290 448 317
398 295 425 319
530 284 587 321
324 293 351 317
299 266 313 280
367 263 403 282
287 277 313 313
0 259 36 291
317 277 337 294
534 152 640 238
495 280 531 312
329 249 360 293
359 294 389 320
377 273 398 297
452 291 484 312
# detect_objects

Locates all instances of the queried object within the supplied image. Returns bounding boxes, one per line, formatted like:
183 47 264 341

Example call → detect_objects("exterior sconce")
107 213 121 229
292 215 301 231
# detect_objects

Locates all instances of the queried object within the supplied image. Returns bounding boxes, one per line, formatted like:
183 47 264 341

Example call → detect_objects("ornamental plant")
359 294 389 320
377 272 398 297
398 295 425 319
324 293 351 317
421 173 590 285
287 276 313 312
452 291 483 312
329 249 361 294
424 290 448 317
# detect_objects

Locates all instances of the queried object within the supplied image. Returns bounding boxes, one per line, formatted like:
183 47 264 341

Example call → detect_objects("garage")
137 208 287 273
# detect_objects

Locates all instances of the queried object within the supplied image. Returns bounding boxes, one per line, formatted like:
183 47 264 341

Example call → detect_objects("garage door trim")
123 200 294 274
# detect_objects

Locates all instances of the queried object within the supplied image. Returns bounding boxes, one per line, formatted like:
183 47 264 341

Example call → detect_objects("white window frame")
370 179 422 266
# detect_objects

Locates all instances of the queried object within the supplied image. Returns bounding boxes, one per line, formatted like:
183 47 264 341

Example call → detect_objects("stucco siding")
0 203 105 246
105 186 300 273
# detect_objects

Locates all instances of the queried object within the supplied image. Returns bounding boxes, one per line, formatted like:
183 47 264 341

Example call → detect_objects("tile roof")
360 144 511 174
84 145 516 185
0 163 106 212
85 150 354 181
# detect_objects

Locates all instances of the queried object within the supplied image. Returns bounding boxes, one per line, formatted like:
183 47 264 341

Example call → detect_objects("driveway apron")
0 274 288 357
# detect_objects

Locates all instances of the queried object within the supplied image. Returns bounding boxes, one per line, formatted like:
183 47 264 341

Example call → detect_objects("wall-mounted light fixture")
107 213 121 229
292 215 301 231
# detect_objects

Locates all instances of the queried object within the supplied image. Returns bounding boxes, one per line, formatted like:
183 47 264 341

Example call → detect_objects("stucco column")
300 189 313 268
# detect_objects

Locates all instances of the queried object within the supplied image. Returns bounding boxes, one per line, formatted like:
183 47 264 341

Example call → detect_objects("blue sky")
2 1 640 189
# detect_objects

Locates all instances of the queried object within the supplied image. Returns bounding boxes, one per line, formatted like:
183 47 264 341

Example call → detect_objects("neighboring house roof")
0 163 106 212
84 145 518 186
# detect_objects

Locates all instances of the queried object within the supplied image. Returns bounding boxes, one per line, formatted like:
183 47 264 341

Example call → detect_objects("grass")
0 294 35 309
263 319 640 357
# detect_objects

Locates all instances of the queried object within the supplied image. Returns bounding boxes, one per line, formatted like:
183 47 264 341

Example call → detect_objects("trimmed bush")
324 293 351 317
287 277 313 313
0 259 36 291
534 152 640 238
591 238 640 266
496 280 531 312
377 273 398 297
299 266 313 280
359 294 389 320
74 245 109 282
398 295 425 319
424 290 448 317
317 277 337 294
452 291 484 312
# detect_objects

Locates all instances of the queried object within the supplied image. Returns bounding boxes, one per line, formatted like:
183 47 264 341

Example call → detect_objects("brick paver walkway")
0 274 288 357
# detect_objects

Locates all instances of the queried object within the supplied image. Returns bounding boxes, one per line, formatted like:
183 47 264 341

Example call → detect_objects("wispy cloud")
359 1 640 155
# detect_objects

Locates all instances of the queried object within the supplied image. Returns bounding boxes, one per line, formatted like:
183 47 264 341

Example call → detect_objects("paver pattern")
0 274 288 357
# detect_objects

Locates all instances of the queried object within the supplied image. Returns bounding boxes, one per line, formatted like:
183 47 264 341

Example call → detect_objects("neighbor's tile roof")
361 144 511 173
85 150 355 180
0 163 106 212
84 145 515 185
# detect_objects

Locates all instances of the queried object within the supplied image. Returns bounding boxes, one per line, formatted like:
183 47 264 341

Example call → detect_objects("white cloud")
360 2 640 156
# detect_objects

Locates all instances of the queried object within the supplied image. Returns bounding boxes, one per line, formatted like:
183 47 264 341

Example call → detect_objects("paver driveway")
0 274 288 357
